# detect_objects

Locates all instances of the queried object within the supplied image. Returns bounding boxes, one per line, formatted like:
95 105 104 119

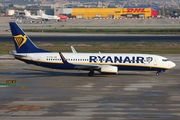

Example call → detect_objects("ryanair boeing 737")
9 22 176 76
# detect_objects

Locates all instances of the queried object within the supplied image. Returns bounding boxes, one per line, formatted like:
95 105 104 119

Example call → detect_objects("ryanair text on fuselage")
89 56 153 63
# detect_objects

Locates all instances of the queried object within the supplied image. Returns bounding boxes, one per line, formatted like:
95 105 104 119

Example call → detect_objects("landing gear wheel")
156 72 159 76
88 70 94 76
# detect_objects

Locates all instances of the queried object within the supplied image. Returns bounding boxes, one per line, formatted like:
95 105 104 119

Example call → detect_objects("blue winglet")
9 22 49 53
59 52 69 64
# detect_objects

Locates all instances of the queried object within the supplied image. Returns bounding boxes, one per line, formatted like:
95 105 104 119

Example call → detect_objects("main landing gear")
88 70 94 76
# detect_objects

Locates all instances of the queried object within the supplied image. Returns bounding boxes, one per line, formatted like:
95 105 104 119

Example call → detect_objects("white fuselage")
25 15 42 19
41 14 60 20
15 52 176 71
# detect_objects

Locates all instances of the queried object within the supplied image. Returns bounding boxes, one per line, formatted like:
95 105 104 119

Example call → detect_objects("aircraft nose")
169 61 176 68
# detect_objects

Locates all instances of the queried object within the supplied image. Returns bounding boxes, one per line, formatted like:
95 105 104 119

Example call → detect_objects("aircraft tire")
88 70 94 76
156 72 159 76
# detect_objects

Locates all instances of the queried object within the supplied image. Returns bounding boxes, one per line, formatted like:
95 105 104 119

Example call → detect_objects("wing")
73 63 100 70
59 52 100 70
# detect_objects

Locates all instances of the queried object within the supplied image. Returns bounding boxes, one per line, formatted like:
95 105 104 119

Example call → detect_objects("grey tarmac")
0 54 180 120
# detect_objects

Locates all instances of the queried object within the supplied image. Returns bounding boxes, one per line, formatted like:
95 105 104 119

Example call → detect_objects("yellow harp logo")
13 35 27 49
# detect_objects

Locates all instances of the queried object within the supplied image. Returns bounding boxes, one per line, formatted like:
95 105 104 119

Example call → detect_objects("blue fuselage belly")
36 62 75 69
117 66 166 71
17 58 75 69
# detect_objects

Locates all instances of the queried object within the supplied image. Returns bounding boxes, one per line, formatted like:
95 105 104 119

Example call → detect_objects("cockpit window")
162 59 169 62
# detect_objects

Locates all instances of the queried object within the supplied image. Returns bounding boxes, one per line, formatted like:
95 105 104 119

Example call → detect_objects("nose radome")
170 61 176 68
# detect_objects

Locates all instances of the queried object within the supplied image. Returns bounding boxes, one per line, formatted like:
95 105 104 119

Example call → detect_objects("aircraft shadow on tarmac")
0 69 158 78
0 69 88 78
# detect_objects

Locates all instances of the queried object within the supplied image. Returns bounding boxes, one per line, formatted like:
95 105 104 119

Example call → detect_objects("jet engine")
100 65 118 74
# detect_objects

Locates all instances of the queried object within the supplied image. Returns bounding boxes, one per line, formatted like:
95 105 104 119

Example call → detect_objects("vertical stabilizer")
24 10 31 16
9 22 48 53
39 10 46 16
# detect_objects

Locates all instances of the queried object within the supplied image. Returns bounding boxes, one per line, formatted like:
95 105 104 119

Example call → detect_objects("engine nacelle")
100 65 118 74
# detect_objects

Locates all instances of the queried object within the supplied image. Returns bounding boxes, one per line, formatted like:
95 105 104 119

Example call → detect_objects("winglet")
59 52 69 64
71 46 77 53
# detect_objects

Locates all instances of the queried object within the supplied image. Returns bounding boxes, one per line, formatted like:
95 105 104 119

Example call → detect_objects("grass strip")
1 42 180 54
23 28 180 35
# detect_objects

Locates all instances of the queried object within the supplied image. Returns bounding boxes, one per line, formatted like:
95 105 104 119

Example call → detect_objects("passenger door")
154 57 158 66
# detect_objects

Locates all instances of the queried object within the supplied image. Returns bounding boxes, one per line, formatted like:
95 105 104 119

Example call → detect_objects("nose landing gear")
156 70 165 76
156 72 160 76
